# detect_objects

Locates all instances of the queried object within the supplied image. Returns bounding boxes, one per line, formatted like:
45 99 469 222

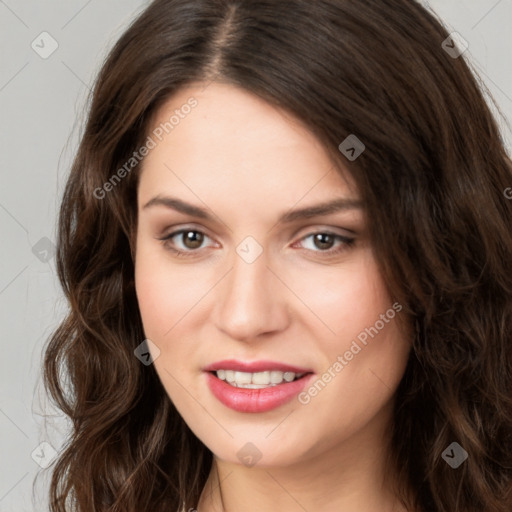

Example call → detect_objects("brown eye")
158 228 215 258
312 233 336 250
295 231 356 258
180 230 204 249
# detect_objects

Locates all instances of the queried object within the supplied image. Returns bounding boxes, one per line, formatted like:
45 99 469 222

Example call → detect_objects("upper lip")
203 359 313 374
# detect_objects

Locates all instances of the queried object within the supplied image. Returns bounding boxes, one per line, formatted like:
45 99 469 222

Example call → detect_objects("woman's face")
135 81 411 467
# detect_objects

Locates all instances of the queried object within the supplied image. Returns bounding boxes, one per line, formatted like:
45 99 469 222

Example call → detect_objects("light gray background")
1 1 511 510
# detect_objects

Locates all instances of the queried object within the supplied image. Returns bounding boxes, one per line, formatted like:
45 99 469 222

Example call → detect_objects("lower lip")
205 372 314 413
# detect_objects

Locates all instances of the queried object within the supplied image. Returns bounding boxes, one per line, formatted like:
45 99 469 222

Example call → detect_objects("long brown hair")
42 0 512 510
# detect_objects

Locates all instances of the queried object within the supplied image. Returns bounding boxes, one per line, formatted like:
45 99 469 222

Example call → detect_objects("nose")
213 247 289 342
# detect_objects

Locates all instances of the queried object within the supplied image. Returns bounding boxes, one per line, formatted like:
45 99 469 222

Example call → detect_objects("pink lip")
203 359 313 373
204 367 315 413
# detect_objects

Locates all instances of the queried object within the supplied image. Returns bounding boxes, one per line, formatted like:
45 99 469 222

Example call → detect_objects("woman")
43 0 512 511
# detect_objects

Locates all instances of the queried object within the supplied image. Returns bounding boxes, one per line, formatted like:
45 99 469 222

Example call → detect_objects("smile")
203 360 314 413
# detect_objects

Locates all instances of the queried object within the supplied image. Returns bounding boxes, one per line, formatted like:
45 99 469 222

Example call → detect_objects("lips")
203 359 315 413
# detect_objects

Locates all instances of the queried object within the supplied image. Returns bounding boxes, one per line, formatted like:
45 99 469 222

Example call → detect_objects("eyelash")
157 227 356 259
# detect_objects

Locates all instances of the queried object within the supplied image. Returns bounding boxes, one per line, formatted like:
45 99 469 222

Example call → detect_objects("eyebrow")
142 195 363 223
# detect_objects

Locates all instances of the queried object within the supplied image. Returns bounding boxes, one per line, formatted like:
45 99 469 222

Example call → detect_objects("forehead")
139 81 357 206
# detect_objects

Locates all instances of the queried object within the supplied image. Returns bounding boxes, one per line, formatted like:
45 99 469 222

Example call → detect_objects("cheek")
291 249 390 344
134 242 207 339
295 251 410 404
327 263 408 387
134 251 204 398
134 262 168 339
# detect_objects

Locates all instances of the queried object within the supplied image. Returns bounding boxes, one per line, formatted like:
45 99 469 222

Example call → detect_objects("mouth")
203 360 315 413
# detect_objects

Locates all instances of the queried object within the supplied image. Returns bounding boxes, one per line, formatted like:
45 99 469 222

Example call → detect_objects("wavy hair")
42 0 512 510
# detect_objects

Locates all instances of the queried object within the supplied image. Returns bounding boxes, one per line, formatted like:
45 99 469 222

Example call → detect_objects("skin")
134 81 413 512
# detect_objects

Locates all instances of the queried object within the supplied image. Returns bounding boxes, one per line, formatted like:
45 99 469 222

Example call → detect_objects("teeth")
252 371 270 384
270 370 283 384
214 370 305 388
235 371 252 384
